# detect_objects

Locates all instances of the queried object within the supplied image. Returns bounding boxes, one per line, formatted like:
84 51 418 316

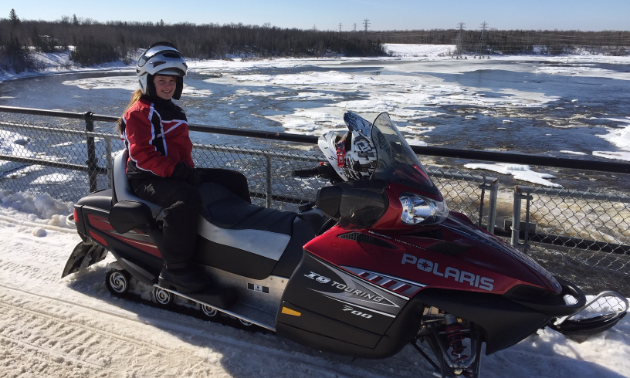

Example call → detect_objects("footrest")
153 285 276 331
187 288 238 309
154 285 237 310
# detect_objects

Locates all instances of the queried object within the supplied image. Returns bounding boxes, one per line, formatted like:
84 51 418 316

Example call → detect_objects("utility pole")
456 22 465 56
363 19 370 35
354 23 357 32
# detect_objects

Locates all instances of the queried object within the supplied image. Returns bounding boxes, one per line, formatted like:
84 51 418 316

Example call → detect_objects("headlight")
400 193 449 225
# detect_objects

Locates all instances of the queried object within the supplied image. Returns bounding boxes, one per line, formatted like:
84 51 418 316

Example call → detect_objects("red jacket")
120 97 193 180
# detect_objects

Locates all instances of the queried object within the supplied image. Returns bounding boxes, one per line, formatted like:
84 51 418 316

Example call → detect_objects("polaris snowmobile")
63 111 628 378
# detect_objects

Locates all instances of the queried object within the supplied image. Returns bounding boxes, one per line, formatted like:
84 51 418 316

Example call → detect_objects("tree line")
375 28 630 56
0 10 385 72
1 9 629 73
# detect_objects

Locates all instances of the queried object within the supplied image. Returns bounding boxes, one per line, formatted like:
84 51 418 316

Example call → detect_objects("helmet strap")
172 77 184 100
145 74 156 97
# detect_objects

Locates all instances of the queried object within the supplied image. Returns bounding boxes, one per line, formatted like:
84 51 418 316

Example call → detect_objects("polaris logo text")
401 254 494 291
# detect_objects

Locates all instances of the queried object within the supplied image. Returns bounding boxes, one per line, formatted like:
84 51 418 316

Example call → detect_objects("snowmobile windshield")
371 113 441 197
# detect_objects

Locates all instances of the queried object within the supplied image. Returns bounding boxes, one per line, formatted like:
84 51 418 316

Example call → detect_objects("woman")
117 42 250 294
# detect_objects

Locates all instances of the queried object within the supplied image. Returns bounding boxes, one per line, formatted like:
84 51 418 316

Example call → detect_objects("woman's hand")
171 162 201 185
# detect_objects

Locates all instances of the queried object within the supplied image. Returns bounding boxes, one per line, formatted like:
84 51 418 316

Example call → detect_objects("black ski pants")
129 168 251 267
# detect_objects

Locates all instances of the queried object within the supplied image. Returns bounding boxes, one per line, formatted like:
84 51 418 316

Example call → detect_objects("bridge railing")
1 105 629 295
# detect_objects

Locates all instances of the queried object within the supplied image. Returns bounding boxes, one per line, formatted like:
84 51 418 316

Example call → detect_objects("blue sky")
5 0 629 31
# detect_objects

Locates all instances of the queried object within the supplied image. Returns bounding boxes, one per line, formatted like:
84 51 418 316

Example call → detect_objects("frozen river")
1 52 630 190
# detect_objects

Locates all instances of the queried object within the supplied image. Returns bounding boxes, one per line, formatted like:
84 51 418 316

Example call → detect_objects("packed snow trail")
0 285 400 378
0 269 412 378
1 201 629 377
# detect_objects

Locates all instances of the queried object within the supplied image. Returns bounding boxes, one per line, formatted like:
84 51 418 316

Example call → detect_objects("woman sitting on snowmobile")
116 41 251 294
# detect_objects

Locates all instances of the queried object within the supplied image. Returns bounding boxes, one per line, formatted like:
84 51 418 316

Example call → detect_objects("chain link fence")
510 185 630 295
0 120 110 201
428 168 498 234
1 110 629 297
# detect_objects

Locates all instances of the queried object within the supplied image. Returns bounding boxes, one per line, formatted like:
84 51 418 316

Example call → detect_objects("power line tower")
456 22 465 56
339 23 342 32
477 21 488 56
363 19 370 35
354 23 357 32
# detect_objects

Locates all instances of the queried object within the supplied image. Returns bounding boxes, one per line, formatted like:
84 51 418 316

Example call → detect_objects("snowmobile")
63 111 628 378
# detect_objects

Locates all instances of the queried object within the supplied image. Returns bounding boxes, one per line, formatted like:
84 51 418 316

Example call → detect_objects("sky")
4 0 629 32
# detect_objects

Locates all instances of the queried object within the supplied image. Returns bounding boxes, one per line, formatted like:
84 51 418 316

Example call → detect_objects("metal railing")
1 105 629 295
0 105 502 221
511 186 630 254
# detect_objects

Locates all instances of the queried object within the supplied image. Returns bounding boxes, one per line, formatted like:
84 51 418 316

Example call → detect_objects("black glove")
318 163 344 184
171 163 201 186
187 169 202 186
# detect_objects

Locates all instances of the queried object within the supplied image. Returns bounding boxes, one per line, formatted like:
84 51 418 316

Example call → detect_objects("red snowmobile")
63 111 627 377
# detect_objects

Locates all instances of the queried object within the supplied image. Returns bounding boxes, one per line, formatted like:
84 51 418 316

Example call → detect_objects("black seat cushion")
199 183 296 235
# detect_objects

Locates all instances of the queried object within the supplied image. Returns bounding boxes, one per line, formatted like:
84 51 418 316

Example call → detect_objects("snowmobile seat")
195 182 317 279
111 150 164 219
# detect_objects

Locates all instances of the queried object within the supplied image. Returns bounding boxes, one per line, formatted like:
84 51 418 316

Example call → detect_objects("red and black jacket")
120 96 193 180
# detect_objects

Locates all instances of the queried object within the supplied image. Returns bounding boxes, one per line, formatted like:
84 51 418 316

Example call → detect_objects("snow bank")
0 189 75 232
0 131 35 177
0 49 135 84
594 118 630 161
383 44 456 57
465 163 562 188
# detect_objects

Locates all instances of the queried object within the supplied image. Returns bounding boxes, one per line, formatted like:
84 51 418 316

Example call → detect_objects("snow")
1 186 630 377
383 44 456 58
0 50 134 83
560 150 588 156
464 163 563 188
596 118 630 159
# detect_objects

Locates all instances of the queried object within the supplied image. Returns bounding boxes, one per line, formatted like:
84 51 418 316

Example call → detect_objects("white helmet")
136 41 187 100
318 111 378 181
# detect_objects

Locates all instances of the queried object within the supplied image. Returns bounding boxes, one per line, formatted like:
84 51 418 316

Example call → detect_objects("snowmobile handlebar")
292 163 333 177
292 163 343 183
292 167 321 178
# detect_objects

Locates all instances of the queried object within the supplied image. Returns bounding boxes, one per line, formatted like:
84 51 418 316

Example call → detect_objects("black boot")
158 264 211 294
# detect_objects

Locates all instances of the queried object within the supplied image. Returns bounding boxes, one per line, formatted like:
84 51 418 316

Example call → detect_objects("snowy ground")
1 184 630 378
